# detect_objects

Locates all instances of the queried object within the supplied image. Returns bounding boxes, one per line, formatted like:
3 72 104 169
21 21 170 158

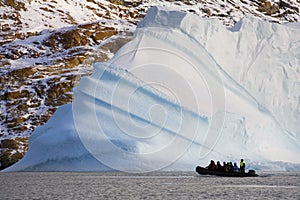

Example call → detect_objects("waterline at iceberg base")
4 6 300 172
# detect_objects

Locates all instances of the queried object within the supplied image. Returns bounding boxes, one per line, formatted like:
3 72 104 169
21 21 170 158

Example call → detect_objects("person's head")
234 162 237 166
241 159 244 162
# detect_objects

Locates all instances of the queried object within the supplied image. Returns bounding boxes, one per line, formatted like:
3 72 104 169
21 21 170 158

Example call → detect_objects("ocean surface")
0 171 299 199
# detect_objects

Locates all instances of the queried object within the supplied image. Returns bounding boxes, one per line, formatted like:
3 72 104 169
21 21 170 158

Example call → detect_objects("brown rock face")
93 28 118 41
259 1 280 15
45 29 88 50
4 0 26 11
0 137 28 170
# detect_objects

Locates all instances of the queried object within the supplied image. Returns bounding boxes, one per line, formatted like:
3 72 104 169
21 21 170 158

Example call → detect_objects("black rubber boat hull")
195 166 258 177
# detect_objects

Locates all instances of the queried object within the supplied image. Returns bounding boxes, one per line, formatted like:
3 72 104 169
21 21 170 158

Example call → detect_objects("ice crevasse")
4 6 300 172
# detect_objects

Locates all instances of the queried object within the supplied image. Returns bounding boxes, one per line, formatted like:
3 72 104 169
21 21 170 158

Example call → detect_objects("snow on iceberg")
4 6 300 172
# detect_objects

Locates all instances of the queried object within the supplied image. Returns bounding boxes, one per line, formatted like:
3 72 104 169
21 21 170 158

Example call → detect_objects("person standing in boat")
240 159 246 173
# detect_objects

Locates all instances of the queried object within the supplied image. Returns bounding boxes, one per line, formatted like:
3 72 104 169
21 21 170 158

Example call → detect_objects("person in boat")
222 161 227 172
229 162 234 172
224 162 230 172
240 159 246 173
216 161 222 171
233 162 239 172
206 160 216 170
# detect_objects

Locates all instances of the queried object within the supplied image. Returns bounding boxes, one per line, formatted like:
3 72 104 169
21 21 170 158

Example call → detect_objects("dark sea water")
0 171 299 199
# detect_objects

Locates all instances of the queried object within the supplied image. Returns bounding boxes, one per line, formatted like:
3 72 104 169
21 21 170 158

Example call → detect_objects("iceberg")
4 6 300 172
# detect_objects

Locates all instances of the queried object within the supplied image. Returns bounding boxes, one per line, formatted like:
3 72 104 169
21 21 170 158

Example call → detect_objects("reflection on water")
0 172 299 199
